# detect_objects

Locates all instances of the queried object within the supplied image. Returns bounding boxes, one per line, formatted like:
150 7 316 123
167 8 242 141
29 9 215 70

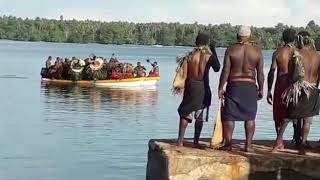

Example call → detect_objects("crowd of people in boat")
41 53 160 81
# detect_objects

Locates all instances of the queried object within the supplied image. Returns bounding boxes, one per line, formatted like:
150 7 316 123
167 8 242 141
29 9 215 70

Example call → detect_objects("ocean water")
0 40 319 180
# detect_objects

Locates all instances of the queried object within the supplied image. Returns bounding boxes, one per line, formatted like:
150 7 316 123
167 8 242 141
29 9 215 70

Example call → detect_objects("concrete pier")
146 138 320 180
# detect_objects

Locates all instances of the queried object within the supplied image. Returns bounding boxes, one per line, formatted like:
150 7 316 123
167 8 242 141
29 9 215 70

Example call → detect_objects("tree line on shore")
0 15 320 50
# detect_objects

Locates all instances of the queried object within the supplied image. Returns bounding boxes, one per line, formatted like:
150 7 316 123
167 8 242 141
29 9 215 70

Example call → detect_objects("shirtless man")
134 62 147 77
218 26 264 152
267 29 297 137
273 31 320 154
177 33 220 147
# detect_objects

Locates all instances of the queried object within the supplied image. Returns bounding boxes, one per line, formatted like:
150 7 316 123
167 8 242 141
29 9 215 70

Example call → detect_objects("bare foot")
272 139 284 152
245 146 254 152
177 140 183 147
219 145 232 151
297 143 307 155
272 143 284 153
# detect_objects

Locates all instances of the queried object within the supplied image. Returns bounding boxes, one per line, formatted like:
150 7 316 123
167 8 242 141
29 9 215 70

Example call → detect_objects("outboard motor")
40 67 49 78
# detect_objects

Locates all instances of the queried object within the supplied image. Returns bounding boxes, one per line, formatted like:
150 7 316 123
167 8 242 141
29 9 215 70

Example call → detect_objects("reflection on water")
41 84 159 124
41 83 159 110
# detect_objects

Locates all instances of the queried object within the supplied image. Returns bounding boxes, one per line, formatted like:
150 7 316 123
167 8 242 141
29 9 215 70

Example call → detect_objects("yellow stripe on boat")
41 77 160 87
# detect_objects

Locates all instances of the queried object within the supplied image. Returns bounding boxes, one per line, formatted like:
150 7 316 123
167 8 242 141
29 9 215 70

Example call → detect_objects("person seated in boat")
134 62 146 77
148 61 160 77
109 53 119 64
110 64 123 79
48 60 64 79
62 58 71 80
89 53 97 64
123 63 134 78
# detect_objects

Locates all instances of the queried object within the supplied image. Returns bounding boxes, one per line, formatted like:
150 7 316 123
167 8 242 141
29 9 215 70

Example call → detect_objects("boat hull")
41 77 160 88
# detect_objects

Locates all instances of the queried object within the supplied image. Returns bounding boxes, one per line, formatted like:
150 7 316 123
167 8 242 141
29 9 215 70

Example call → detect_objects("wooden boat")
41 76 160 88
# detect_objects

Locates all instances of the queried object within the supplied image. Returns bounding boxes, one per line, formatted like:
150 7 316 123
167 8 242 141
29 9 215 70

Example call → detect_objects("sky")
0 0 319 27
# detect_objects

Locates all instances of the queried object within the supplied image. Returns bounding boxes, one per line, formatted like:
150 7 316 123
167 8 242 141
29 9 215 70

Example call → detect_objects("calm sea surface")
0 40 319 180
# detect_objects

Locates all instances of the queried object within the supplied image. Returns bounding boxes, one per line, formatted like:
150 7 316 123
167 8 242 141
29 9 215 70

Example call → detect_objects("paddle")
210 101 223 148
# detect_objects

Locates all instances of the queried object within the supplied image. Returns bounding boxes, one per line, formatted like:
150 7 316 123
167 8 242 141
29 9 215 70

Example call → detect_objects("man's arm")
267 51 277 104
210 48 220 72
317 54 320 87
267 51 277 92
218 48 231 98
256 49 265 99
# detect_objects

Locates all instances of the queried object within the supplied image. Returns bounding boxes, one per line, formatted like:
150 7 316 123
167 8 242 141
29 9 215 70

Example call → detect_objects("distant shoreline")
0 39 226 49
1 15 319 50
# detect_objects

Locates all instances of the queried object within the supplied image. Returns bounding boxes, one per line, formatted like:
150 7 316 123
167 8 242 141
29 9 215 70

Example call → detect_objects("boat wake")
0 74 28 79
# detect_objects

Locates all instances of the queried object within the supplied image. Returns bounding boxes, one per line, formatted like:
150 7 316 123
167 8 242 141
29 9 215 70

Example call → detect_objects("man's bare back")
298 48 320 83
226 44 263 81
273 46 294 76
219 43 264 97
186 51 211 81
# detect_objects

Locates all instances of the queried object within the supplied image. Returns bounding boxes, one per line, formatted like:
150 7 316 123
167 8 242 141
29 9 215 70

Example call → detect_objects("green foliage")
1 16 320 50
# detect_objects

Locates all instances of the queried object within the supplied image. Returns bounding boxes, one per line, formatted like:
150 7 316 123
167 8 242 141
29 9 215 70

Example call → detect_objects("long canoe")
41 76 160 87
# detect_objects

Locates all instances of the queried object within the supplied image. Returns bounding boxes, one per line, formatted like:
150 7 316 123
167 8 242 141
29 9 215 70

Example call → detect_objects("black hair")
282 28 296 44
297 31 312 49
195 33 209 46
297 31 311 37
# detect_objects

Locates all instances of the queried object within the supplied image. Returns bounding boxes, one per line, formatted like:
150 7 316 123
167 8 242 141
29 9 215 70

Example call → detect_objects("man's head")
48 56 52 60
237 25 251 42
297 31 314 49
137 62 141 66
89 53 96 60
152 61 158 67
195 33 209 47
282 28 296 44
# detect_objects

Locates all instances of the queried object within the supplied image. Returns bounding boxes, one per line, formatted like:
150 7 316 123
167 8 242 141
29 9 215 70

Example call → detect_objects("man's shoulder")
249 44 262 52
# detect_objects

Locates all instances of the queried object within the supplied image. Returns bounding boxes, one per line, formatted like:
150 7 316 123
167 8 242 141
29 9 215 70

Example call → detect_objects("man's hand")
258 90 263 100
267 91 273 105
218 89 225 99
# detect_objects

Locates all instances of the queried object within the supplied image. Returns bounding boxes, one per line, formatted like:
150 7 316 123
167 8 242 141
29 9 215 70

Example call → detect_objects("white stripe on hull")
95 80 158 87
41 78 159 88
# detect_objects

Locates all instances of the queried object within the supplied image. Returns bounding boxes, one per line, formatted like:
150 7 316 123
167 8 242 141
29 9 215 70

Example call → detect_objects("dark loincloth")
273 74 289 122
178 80 210 122
223 82 258 121
286 86 320 119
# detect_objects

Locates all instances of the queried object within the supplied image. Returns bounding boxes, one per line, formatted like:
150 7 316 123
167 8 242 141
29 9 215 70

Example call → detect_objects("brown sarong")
273 74 289 122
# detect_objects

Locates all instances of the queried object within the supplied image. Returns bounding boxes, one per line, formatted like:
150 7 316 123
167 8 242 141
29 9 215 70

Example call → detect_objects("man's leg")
177 118 189 146
245 120 255 152
298 117 312 155
292 119 302 146
219 120 235 151
193 120 203 146
274 121 281 136
272 119 289 152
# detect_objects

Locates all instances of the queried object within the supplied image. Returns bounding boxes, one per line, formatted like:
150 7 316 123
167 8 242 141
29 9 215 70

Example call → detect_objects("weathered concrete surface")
146 138 320 180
